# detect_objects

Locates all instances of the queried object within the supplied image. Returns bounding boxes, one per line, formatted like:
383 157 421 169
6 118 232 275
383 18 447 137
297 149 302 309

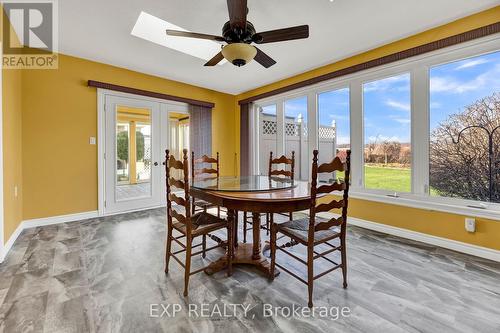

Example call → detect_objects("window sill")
349 191 500 221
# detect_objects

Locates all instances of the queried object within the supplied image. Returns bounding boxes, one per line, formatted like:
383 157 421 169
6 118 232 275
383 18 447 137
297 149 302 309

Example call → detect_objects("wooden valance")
88 80 215 108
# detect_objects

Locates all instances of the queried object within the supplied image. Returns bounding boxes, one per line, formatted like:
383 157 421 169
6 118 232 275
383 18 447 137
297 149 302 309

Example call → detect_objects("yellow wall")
2 67 23 244
21 54 236 220
237 6 500 251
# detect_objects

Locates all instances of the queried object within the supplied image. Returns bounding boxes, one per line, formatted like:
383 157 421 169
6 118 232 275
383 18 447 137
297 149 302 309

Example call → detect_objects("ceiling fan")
165 0 309 68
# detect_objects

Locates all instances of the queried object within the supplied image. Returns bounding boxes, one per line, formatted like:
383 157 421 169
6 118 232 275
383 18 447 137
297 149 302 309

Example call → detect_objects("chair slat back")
192 152 219 180
309 150 351 232
269 151 295 179
165 149 191 228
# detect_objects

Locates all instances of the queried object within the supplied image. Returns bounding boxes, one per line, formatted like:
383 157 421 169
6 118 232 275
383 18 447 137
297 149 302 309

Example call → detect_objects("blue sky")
430 51 500 131
261 50 499 146
363 73 411 144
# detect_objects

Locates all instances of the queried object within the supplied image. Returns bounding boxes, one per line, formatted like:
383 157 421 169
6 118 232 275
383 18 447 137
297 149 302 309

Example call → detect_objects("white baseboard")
346 216 500 262
0 221 23 263
0 210 98 263
22 211 99 229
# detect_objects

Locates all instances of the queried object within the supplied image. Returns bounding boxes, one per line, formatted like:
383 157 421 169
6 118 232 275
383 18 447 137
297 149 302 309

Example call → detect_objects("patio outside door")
104 95 162 213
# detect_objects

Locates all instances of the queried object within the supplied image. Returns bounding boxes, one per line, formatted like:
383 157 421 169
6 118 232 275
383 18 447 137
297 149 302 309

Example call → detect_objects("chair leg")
243 212 247 243
269 224 277 281
191 199 195 215
227 210 234 277
202 234 207 258
289 212 293 221
307 244 314 308
266 213 270 235
341 235 348 289
183 236 192 297
234 211 239 245
165 225 173 274
217 206 220 218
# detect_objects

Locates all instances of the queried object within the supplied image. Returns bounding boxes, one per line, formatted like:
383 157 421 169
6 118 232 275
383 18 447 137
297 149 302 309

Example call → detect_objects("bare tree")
430 92 500 202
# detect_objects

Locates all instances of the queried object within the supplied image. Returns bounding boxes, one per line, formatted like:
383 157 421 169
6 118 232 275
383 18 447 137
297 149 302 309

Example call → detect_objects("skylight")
131 11 225 64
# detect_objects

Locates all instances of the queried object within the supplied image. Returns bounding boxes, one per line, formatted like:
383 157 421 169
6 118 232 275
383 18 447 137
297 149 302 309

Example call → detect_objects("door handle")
154 162 159 166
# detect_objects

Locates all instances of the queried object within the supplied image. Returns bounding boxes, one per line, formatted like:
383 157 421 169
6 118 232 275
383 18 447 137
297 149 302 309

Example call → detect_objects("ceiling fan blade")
227 0 247 30
253 25 309 44
204 52 224 66
166 30 225 42
254 47 276 68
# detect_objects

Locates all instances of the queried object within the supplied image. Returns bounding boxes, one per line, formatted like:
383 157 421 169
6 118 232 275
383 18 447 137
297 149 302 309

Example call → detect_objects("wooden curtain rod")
88 80 215 108
238 23 500 105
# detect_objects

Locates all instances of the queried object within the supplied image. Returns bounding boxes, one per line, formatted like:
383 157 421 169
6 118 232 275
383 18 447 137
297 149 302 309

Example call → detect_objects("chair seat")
173 212 227 236
277 217 340 244
193 199 217 209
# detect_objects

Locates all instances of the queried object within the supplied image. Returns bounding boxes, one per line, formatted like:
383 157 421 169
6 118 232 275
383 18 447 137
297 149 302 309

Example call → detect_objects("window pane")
363 73 411 192
430 51 500 203
285 96 308 180
318 88 350 183
259 105 277 175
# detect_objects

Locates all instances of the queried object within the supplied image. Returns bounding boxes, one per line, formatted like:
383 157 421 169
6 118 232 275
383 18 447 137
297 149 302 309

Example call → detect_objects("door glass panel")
116 106 152 201
168 112 190 180
259 105 277 175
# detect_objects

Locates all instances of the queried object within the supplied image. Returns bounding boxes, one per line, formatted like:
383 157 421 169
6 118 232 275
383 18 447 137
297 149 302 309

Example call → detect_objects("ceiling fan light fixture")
221 43 257 67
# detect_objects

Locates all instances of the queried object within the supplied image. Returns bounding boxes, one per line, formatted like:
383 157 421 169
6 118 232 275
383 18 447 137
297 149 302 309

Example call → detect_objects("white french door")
104 95 163 213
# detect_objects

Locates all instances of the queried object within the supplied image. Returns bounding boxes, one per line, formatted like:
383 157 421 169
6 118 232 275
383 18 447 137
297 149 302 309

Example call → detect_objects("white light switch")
14 186 18 197
465 218 476 233
89 137 96 145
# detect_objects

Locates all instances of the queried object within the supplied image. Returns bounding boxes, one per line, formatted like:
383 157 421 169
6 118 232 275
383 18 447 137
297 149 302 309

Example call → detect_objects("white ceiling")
59 0 499 95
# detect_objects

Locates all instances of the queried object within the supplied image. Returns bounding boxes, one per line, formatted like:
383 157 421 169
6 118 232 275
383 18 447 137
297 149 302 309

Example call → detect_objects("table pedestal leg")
252 212 261 260
204 210 279 278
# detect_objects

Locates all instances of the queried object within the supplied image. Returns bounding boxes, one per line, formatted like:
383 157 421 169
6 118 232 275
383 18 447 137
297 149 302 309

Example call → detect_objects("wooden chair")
191 152 221 217
164 149 232 297
270 150 351 308
242 151 295 242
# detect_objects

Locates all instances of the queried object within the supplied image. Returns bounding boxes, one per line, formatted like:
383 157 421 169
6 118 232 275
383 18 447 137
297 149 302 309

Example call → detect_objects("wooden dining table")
190 175 314 277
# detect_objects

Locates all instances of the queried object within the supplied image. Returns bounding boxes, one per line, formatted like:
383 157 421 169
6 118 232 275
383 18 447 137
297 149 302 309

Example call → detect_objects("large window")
318 88 350 183
285 97 308 180
430 51 500 203
259 104 277 175
363 73 411 193
253 40 500 214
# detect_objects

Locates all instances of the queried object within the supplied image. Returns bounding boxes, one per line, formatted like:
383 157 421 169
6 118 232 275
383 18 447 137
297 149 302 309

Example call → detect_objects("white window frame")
250 34 500 220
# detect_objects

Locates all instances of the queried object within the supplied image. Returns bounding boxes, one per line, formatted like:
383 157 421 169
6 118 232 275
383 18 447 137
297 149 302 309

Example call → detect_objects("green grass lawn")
364 165 411 192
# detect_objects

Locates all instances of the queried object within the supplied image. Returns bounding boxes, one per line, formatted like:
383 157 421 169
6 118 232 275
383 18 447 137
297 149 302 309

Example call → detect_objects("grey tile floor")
0 207 499 333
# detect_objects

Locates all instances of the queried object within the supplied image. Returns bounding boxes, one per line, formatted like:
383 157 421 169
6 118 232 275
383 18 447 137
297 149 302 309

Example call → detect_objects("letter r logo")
3 2 54 54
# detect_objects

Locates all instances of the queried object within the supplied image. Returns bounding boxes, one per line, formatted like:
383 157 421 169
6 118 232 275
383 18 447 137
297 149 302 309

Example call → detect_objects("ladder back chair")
270 150 351 308
243 151 295 242
191 152 229 251
165 149 232 297
191 151 221 216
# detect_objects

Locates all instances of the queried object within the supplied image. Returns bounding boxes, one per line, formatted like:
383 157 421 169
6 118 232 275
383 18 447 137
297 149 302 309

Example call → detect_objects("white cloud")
455 58 489 70
385 99 410 112
367 135 402 142
430 102 442 109
431 64 500 94
363 74 410 92
390 117 410 124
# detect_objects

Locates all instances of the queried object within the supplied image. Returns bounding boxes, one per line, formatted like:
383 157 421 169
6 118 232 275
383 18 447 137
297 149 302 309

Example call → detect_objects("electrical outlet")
89 137 96 145
14 186 18 198
465 218 476 233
